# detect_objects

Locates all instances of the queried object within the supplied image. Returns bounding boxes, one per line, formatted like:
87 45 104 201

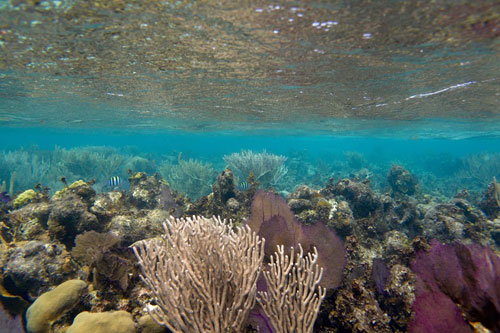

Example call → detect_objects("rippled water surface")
0 0 499 136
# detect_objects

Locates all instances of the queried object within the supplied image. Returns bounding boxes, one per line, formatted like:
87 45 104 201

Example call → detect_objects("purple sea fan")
246 190 346 289
372 258 390 295
410 239 500 331
300 221 346 289
409 291 471 333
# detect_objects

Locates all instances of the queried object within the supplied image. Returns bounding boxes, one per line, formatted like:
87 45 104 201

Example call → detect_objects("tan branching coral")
257 244 326 333
132 216 264 333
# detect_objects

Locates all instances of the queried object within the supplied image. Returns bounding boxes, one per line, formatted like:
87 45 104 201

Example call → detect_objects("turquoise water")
1 126 499 200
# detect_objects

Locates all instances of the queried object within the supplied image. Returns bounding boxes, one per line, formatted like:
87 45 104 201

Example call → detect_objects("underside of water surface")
0 0 499 135
1 1 500 333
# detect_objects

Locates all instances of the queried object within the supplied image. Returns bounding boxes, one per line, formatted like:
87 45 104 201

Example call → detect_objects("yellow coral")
68 180 87 189
13 189 37 208
52 180 88 200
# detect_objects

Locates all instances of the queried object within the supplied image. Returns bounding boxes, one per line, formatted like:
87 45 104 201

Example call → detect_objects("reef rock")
420 198 489 243
327 200 354 236
387 165 418 196
212 167 236 205
332 179 381 218
90 191 127 223
479 181 500 219
128 172 163 209
1 241 74 301
287 185 338 224
47 194 100 248
5 202 51 242
108 209 168 246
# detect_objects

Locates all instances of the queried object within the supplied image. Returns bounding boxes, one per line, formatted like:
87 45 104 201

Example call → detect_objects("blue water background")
2 127 499 160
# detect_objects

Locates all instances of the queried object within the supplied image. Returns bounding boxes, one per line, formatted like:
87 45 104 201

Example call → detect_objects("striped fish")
106 176 122 188
238 181 250 190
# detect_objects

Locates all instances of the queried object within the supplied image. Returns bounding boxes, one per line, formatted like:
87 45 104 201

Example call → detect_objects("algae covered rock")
4 201 51 242
387 165 418 196
2 241 73 301
213 167 236 204
479 180 500 219
52 180 96 204
47 194 100 247
108 208 168 246
26 279 87 333
327 200 354 236
90 191 126 222
66 310 135 333
420 198 489 243
332 178 381 218
128 172 164 209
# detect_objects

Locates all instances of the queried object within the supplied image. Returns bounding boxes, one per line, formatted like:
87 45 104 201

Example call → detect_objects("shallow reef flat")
1 165 500 332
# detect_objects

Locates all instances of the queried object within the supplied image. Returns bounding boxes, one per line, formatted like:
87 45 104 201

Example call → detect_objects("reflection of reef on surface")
0 0 499 127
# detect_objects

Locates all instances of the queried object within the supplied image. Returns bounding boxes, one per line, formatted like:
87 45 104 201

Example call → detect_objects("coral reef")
420 198 490 244
0 150 499 333
329 178 381 219
13 189 39 209
48 187 100 248
479 179 500 219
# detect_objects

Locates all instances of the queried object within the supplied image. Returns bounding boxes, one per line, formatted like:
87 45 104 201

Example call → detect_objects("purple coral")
246 190 346 289
372 258 389 295
410 239 500 331
409 291 471 333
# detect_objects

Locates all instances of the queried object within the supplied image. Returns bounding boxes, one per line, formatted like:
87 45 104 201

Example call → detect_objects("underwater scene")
1 0 500 332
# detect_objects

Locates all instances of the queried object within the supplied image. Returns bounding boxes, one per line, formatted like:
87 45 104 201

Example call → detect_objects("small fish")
238 181 250 190
106 176 123 189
